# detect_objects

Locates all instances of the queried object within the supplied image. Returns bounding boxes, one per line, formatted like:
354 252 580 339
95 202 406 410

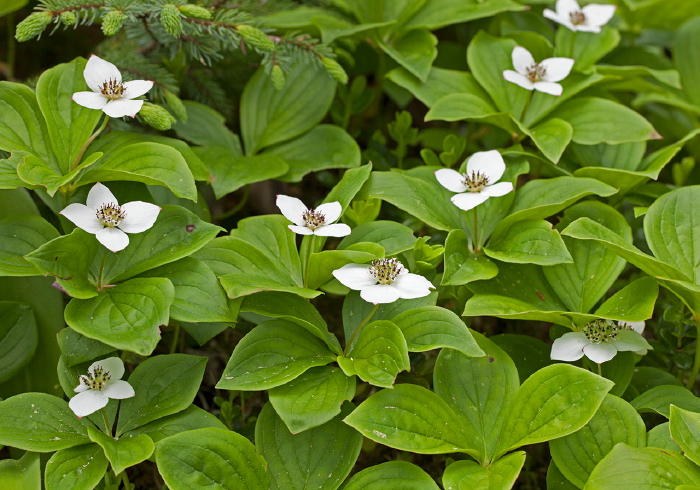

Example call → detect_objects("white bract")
276 195 351 237
69 357 135 418
551 319 651 364
72 55 154 118
60 183 161 252
332 258 434 304
544 0 616 33
503 46 574 96
434 150 514 211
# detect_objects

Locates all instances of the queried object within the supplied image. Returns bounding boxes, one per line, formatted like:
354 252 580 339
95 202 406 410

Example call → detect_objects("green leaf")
550 394 646 488
433 333 519 462
525 118 573 164
156 428 269 490
0 393 89 452
341 460 439 490
35 58 102 173
173 101 242 153
198 149 288 199
17 152 102 196
644 186 700 283
87 426 154 475
325 162 373 210
648 422 682 451
23 228 99 300
127 405 227 444
403 0 523 29
117 354 207 435
586 444 700 489
547 461 580 490
496 364 613 457
0 451 40 490
676 17 700 107
268 366 355 434
338 320 410 388
632 386 700 418
391 306 485 357
240 292 342 354
0 0 28 17
0 151 31 190
0 301 37 383
242 61 335 154
491 334 551 383
484 219 573 266
217 320 335 390
339 220 417 256
670 405 700 467
425 93 516 134
101 205 223 285
343 383 473 454
265 124 360 182
220 273 321 299
56 327 114 368
442 451 526 490
386 66 488 108
64 277 174 356
138 257 233 323
442 230 499 286
593 277 659 321
78 142 197 200
549 97 657 145
554 27 620 71
44 444 108 490
305 247 382 291
256 402 361 490
378 29 437 82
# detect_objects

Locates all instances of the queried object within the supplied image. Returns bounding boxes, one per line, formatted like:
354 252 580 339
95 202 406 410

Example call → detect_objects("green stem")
472 208 480 252
169 322 181 354
344 304 379 355
96 250 109 291
686 315 700 390
240 392 246 426
597 363 602 377
211 185 250 221
100 408 111 435
300 234 319 287
72 115 108 171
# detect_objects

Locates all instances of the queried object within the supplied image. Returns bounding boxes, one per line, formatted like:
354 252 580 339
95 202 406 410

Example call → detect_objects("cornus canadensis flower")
332 258 435 304
551 319 651 364
60 183 161 252
72 55 154 118
503 47 574 96
544 0 616 33
434 150 513 211
276 195 351 237
69 357 135 418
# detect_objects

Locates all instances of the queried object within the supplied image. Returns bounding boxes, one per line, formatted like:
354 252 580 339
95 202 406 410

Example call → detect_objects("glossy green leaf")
257 402 361 490
325 163 373 210
242 62 335 154
378 29 437 82
343 383 473 454
526 117 573 164
550 395 646 488
0 301 37 383
554 27 620 70
391 306 485 357
87 426 154 475
173 101 242 153
44 444 108 490
64 277 174 356
547 461 580 490
0 451 40 490
496 364 613 456
217 319 335 391
632 385 700 418
56 327 114 368
491 334 551 383
593 277 658 321
127 405 227 444
442 451 526 490
0 393 89 451
338 320 410 388
442 229 498 286
156 428 269 490
670 405 700 467
341 460 439 490
339 220 417 256
0 151 31 190
386 67 487 108
117 354 207 435
268 366 355 434
485 219 573 266
0 0 28 16
586 444 700 489
0 215 58 276
648 422 682 451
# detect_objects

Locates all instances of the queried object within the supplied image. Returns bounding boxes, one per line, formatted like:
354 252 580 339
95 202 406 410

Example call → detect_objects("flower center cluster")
569 10 587 25
369 258 404 285
526 63 547 83
96 203 126 228
582 319 619 344
100 78 125 100
462 170 490 193
302 209 326 230
80 365 111 391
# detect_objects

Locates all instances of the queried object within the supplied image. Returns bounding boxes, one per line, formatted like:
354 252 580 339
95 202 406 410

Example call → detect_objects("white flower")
434 150 514 211
332 258 434 304
551 319 652 364
276 195 351 237
543 0 616 33
72 55 154 118
60 183 161 252
503 47 574 96
69 357 135 418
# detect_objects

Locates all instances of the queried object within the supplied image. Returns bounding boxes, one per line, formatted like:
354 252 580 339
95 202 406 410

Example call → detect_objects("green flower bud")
321 57 348 85
101 10 125 36
139 102 176 131
60 11 76 26
271 64 286 90
160 4 183 37
163 90 187 121
237 25 275 51
15 11 53 42
178 4 212 20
